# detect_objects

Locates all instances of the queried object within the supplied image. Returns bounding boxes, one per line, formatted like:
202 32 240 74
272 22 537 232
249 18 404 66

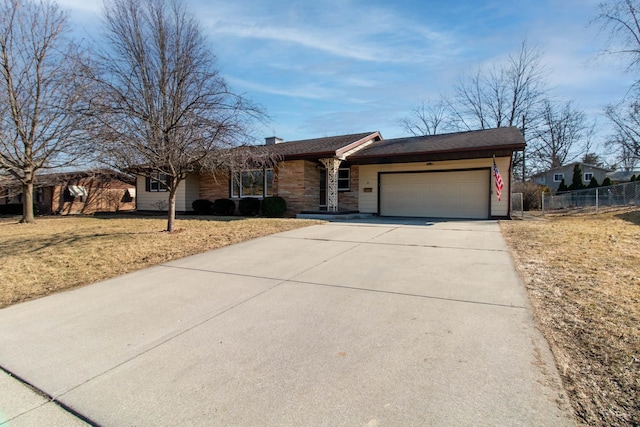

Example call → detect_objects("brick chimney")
265 136 283 145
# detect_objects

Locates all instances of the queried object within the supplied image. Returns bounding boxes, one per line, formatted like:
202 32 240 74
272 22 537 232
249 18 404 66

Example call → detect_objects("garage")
379 169 490 219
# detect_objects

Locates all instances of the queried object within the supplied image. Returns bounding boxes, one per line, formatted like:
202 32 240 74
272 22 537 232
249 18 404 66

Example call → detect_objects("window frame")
146 172 169 192
337 167 350 192
584 172 594 182
230 168 274 198
553 173 564 182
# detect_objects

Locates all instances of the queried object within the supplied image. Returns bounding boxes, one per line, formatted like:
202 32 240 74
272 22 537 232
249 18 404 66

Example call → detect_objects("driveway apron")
0 219 575 426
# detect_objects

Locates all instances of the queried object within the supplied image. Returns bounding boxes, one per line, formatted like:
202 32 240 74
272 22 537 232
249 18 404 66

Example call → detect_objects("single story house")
1 170 136 215
531 162 613 193
136 127 525 219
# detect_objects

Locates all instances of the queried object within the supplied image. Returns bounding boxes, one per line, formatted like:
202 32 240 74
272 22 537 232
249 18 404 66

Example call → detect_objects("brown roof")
348 127 525 163
262 131 381 159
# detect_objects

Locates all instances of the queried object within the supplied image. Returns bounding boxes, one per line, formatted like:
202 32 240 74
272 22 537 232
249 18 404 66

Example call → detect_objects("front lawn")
0 215 321 308
500 208 640 426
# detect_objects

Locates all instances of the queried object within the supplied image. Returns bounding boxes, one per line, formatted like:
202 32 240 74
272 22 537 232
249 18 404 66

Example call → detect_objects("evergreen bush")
238 197 260 216
602 177 613 186
557 179 569 193
213 198 236 216
587 176 600 188
261 196 287 217
569 164 585 191
192 199 214 215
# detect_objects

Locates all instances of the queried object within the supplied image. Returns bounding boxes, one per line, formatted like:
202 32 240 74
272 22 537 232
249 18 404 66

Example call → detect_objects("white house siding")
183 174 200 212
136 175 193 212
358 157 511 218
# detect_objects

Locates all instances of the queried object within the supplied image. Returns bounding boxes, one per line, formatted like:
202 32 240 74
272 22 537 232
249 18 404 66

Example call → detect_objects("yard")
500 207 640 426
0 215 321 308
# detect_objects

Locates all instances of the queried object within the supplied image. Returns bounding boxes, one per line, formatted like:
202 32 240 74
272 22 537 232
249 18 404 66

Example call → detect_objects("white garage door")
380 170 490 219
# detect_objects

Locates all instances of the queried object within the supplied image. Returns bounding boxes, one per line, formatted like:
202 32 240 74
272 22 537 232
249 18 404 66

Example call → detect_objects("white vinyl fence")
542 180 640 214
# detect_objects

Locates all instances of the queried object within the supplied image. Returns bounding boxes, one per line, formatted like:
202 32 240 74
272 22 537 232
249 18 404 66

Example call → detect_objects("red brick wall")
51 178 135 215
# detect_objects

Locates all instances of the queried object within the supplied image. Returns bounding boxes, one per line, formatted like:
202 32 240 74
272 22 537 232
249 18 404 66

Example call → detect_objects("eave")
347 144 525 165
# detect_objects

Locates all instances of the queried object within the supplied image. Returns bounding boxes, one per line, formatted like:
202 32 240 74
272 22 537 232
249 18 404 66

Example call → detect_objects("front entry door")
319 169 327 208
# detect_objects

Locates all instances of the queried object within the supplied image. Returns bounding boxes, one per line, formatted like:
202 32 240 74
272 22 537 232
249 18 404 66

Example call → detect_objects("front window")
584 172 593 182
231 169 274 198
553 173 564 182
338 168 350 191
146 173 168 192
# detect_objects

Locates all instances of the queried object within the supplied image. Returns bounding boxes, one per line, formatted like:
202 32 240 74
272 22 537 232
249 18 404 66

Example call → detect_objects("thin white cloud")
226 76 341 100
203 0 458 64
56 0 102 14
210 21 431 63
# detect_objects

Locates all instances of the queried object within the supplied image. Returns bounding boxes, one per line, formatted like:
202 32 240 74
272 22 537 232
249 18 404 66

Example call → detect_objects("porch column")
320 157 342 212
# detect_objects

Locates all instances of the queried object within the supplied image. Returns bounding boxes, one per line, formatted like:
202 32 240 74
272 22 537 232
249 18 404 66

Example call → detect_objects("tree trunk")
167 188 177 232
20 181 35 223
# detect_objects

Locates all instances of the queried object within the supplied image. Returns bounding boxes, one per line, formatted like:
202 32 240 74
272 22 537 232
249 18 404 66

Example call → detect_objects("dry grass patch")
500 207 640 426
0 215 322 308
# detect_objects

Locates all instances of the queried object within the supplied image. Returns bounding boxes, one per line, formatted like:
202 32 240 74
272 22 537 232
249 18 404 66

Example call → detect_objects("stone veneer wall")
276 160 320 215
194 162 360 216
338 165 359 211
198 172 230 200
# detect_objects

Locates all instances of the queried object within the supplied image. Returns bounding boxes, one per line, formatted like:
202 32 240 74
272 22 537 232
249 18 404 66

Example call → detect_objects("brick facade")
48 177 135 215
337 165 359 211
194 161 360 216
198 172 230 200
275 160 320 215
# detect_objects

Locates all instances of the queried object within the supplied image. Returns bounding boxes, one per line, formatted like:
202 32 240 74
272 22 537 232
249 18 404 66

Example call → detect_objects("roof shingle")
350 127 525 160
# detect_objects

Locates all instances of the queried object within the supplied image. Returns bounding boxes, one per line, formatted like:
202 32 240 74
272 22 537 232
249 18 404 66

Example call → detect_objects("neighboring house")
1 170 136 215
531 162 613 193
137 127 525 219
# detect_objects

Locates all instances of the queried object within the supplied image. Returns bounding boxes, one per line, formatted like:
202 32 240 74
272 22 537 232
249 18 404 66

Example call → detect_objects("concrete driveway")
0 219 574 426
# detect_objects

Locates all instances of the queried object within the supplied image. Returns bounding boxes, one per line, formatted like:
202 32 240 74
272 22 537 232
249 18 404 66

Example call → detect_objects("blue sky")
59 0 632 147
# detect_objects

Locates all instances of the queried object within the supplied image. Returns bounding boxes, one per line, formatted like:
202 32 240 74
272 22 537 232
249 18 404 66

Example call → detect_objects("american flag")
493 158 504 201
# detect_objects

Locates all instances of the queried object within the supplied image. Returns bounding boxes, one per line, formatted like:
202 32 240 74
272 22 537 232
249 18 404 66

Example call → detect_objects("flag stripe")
493 159 504 201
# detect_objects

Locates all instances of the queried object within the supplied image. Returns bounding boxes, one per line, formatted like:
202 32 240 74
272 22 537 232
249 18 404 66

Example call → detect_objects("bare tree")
90 0 265 232
398 99 451 136
0 0 91 223
596 0 640 77
402 41 547 179
449 41 547 131
595 0 640 166
529 100 595 170
452 41 547 180
604 100 640 164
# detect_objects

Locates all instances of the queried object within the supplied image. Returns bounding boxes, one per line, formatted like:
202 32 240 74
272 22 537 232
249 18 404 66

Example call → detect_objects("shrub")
511 181 549 210
261 196 287 217
568 164 585 191
213 198 236 216
238 197 261 216
602 177 613 187
0 204 24 215
557 179 569 193
587 176 600 188
630 174 637 182
192 199 214 215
